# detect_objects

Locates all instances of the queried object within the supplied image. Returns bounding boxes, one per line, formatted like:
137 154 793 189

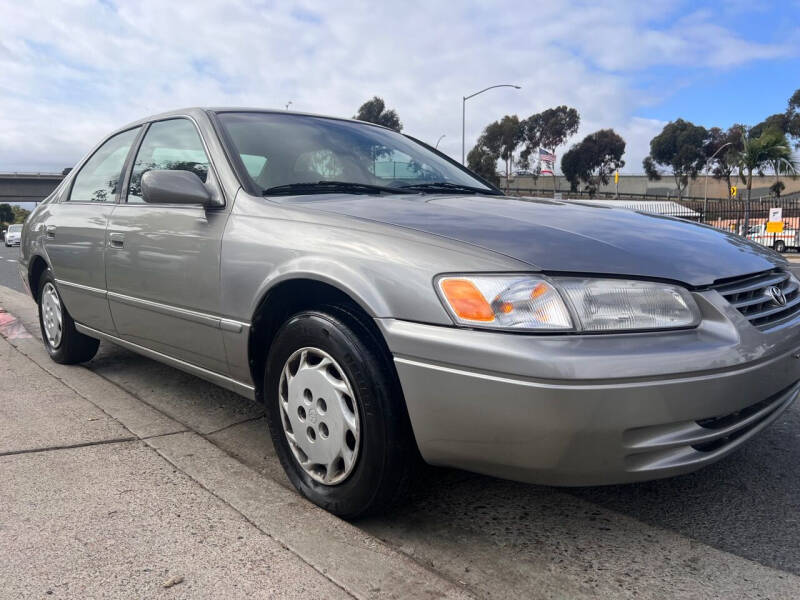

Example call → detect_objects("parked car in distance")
4 223 22 247
17 108 800 518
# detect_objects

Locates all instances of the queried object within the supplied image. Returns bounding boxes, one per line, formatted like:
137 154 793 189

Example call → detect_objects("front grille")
713 269 800 329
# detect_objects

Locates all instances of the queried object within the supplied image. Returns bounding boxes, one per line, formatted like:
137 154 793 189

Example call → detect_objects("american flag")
538 148 556 162
539 148 556 175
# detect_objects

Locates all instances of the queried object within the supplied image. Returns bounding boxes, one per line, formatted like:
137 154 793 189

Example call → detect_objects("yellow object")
614 171 619 184
730 185 737 198
766 221 784 233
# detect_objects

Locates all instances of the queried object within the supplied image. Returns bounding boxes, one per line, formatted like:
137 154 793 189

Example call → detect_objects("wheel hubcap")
279 347 360 485
41 282 63 349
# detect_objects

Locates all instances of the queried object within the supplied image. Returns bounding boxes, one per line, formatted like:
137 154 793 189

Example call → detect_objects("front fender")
249 256 390 319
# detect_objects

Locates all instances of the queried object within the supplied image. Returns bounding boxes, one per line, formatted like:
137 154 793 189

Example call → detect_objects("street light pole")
461 84 521 165
703 141 733 223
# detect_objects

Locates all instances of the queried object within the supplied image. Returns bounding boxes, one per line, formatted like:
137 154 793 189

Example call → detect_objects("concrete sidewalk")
0 333 353 599
0 287 473 600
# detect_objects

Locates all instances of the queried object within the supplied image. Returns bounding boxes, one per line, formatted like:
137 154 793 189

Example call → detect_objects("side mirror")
141 170 214 206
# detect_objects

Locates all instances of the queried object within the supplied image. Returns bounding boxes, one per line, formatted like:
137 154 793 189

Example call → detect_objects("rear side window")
68 127 141 203
127 119 210 204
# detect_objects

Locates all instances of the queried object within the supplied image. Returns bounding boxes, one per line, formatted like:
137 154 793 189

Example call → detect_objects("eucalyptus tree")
642 119 709 199
561 129 626 195
466 143 501 186
519 106 580 192
354 97 403 132
706 125 744 198
468 115 522 190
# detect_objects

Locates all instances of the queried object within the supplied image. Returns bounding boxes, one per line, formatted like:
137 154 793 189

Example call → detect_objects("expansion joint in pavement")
204 413 266 436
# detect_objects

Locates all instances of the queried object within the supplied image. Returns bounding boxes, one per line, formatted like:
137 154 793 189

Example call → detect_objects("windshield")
8 225 22 232
216 112 497 195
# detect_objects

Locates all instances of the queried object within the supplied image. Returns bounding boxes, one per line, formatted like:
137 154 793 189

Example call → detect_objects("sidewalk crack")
0 436 137 458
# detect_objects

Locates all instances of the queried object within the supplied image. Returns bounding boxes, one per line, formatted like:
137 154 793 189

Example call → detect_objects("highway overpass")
0 172 65 207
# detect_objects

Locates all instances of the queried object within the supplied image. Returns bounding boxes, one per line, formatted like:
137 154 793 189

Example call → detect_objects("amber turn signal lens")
531 282 548 299
440 278 495 322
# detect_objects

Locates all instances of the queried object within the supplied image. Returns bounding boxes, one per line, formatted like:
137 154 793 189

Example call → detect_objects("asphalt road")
0 243 23 292
3 250 800 597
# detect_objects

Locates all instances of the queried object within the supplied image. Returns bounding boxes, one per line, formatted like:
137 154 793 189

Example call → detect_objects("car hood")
303 194 784 287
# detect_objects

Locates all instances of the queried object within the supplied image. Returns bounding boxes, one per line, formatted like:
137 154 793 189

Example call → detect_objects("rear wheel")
264 307 415 519
37 269 99 364
774 240 787 253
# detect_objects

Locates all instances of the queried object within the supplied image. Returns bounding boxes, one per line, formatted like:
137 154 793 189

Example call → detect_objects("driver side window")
127 119 210 204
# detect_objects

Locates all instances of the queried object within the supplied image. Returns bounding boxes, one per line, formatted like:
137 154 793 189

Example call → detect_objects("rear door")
105 117 230 375
45 126 141 332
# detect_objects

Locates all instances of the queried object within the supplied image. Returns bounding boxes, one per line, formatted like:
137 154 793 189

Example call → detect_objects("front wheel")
264 307 416 519
37 269 99 364
774 240 787 253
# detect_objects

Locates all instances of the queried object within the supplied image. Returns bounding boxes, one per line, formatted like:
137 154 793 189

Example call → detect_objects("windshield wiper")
263 181 412 196
398 182 499 195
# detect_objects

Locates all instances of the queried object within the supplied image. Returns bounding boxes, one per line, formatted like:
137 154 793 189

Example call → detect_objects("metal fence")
505 187 800 251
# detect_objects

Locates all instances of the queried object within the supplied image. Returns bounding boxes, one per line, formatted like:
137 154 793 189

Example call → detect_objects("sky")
1 0 798 175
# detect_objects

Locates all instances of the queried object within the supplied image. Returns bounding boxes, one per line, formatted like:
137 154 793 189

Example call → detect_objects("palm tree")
735 130 798 232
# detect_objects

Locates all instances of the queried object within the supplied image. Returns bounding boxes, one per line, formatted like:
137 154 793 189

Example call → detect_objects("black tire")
774 240 786 253
264 306 416 519
37 269 100 364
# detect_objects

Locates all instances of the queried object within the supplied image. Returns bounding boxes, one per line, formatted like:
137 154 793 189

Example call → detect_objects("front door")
105 117 230 375
45 126 141 333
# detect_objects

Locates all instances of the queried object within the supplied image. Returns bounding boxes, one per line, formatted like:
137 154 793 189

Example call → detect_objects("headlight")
436 275 700 332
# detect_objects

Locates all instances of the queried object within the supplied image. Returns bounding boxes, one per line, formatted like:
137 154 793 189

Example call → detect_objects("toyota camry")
18 108 800 518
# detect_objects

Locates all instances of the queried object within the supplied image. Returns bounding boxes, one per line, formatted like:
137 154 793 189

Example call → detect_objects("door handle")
46 225 56 239
108 232 125 248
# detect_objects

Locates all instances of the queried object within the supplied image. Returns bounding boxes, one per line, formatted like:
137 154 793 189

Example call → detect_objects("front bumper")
377 289 800 486
5 238 20 246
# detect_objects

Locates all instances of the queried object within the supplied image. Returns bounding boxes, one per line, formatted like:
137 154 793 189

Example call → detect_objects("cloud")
0 0 796 173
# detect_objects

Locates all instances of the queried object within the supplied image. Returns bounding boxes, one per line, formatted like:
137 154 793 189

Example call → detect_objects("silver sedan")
4 224 22 247
18 108 800 518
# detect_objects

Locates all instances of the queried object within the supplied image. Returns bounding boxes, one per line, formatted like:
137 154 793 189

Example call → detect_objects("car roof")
113 107 393 136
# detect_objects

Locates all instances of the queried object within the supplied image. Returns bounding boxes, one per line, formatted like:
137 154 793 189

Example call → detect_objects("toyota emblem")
766 286 787 307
